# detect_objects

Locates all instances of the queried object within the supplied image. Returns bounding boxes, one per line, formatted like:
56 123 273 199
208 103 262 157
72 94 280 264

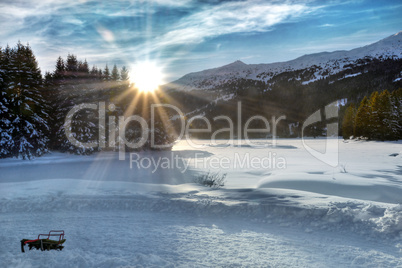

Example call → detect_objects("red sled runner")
21 230 66 252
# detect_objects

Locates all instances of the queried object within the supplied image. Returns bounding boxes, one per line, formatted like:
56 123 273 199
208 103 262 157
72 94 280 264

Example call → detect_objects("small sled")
21 230 66 253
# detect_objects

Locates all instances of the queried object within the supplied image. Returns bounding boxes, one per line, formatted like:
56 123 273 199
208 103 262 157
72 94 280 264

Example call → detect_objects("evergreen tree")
370 90 397 140
97 68 103 80
1 43 49 159
354 96 371 139
342 103 356 139
378 90 398 140
78 59 89 74
103 64 110 81
0 47 12 157
344 89 402 141
90 65 98 79
369 91 381 139
391 88 402 138
50 55 99 155
120 66 129 82
54 56 65 80
66 54 78 75
0 46 17 157
111 64 120 81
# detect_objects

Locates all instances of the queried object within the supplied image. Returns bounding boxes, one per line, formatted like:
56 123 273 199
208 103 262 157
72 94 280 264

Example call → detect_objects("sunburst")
130 61 164 93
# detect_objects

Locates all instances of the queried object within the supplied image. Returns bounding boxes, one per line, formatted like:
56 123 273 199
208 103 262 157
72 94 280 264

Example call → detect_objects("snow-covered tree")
0 43 49 159
391 88 402 138
49 55 99 154
370 90 399 140
349 89 402 140
0 47 12 158
387 89 401 140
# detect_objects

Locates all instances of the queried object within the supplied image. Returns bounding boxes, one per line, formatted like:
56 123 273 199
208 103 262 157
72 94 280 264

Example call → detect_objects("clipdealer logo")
64 101 339 168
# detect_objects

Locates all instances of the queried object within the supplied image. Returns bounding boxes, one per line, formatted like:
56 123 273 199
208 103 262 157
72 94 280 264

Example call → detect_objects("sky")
0 0 401 82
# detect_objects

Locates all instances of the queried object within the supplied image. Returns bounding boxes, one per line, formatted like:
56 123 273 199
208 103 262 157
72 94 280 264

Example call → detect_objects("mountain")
165 31 402 91
162 31 402 139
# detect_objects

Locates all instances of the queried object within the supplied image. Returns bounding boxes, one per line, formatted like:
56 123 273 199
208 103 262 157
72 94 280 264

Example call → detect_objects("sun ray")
124 89 142 118
149 92 183 141
114 87 134 103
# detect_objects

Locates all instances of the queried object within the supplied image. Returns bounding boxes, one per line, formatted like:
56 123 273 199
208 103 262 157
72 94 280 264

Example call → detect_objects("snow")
166 31 402 91
1 139 402 267
301 76 322 85
342 72 362 79
338 98 348 106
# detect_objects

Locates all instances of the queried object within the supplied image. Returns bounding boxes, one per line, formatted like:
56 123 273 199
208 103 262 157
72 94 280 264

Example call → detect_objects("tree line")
166 58 402 139
342 88 402 140
0 42 172 159
1 42 401 159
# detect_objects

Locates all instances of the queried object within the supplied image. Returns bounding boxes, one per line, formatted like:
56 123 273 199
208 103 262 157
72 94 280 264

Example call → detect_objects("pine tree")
354 96 371 139
103 64 110 81
391 88 402 138
97 68 103 80
342 103 356 139
90 65 98 79
78 59 89 74
369 91 381 139
111 64 120 81
369 90 397 140
49 56 67 150
50 55 99 155
2 43 49 159
378 90 398 140
0 47 12 158
54 56 65 80
120 66 129 82
66 54 78 76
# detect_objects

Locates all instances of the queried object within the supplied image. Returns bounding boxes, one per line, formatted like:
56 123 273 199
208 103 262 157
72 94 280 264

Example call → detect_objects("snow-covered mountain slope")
166 31 402 91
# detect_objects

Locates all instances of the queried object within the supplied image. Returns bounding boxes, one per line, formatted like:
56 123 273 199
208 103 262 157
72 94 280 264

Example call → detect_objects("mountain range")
165 31 402 91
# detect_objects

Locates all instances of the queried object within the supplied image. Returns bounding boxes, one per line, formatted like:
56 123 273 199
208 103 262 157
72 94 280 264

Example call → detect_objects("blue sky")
0 0 401 82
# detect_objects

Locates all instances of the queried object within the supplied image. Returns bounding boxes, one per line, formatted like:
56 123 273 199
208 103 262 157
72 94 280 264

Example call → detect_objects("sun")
130 61 165 93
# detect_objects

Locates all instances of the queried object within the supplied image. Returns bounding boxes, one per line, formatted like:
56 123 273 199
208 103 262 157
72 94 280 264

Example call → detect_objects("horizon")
0 0 401 82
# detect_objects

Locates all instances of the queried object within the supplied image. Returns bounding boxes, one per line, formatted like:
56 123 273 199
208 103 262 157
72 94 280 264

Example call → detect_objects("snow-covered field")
1 139 402 267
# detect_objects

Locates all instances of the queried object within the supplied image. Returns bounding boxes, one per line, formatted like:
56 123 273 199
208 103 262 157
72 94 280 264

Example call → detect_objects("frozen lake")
1 138 401 267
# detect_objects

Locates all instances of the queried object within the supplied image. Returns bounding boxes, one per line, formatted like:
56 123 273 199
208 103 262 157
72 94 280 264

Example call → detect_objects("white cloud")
0 0 323 77
320 23 335 27
151 1 317 49
62 17 85 25
143 0 193 7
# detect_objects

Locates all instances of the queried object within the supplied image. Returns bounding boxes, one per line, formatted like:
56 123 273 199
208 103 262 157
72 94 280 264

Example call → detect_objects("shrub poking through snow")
195 171 226 188
339 163 347 173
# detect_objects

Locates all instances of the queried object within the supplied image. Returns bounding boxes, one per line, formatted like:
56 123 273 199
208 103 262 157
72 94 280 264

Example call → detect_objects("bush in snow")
195 171 226 188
